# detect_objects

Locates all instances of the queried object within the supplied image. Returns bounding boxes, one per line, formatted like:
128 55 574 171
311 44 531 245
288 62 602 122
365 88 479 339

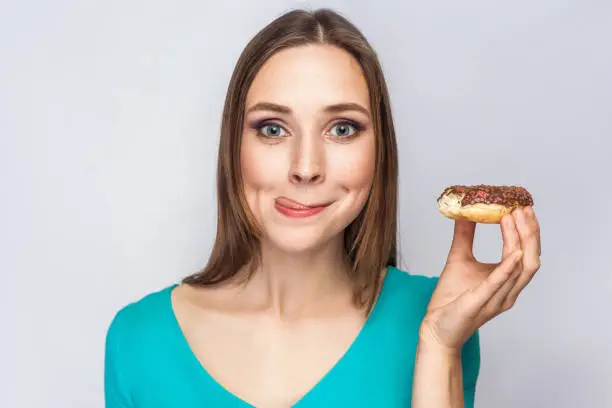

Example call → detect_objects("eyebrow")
246 102 371 117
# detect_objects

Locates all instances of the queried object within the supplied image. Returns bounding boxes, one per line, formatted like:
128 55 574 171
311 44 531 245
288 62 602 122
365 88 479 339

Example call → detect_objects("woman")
104 8 541 408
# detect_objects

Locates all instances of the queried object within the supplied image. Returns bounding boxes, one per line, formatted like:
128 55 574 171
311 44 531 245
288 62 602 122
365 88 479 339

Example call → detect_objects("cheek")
240 138 287 192
330 138 376 192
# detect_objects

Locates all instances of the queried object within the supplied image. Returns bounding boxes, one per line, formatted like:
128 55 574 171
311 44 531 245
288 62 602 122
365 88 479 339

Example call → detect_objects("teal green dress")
104 266 480 407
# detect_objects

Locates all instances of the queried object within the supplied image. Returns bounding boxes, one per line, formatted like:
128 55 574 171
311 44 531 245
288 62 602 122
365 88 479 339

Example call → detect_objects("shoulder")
104 285 178 403
368 265 439 329
382 265 439 307
385 265 439 287
106 285 177 350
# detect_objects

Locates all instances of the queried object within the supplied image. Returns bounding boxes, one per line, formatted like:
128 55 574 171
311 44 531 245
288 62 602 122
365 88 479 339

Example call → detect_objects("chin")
262 224 338 254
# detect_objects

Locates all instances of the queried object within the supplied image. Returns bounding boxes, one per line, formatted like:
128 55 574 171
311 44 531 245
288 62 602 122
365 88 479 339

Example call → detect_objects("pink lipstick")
274 197 330 218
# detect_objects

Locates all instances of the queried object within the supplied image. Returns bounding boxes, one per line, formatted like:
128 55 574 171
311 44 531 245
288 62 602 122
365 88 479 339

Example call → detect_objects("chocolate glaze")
438 184 534 207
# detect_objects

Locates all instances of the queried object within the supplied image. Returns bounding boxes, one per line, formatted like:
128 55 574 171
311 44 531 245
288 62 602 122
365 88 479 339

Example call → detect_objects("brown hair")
183 8 399 315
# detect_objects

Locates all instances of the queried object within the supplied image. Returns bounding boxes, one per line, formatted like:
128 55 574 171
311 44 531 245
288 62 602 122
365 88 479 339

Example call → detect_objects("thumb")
448 219 476 261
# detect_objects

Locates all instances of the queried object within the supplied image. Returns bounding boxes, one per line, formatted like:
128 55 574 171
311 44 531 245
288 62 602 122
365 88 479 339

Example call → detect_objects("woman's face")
241 44 376 253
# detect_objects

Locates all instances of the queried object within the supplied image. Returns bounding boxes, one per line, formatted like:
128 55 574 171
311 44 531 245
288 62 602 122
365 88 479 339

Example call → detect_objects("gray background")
1 0 610 406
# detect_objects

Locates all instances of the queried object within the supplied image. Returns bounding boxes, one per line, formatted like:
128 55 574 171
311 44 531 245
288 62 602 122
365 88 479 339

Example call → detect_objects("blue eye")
330 122 357 137
259 124 286 138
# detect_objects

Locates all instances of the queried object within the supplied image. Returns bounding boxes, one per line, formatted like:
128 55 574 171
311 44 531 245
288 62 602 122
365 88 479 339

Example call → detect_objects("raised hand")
420 206 541 352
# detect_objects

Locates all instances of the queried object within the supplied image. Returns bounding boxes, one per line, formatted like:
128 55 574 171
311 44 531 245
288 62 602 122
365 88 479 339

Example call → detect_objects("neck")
245 236 353 318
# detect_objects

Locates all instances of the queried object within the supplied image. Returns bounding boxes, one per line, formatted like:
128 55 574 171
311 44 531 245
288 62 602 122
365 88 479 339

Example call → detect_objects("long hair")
183 8 399 315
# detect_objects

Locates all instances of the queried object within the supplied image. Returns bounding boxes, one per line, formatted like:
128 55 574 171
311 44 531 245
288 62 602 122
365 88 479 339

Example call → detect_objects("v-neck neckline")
165 266 392 407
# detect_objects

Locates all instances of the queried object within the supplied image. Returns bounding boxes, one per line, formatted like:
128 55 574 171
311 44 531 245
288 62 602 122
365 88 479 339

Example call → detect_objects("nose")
289 135 325 185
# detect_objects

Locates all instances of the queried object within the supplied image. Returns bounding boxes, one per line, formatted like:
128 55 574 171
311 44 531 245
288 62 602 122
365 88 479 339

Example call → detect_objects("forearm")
412 338 464 408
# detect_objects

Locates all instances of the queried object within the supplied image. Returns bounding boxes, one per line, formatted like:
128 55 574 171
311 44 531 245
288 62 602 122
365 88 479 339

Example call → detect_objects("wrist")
418 323 462 359
413 329 465 408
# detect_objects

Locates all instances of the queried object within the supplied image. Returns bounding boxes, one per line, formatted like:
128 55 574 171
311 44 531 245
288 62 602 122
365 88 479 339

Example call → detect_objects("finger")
501 213 520 261
464 250 523 312
448 220 476 261
515 207 541 268
504 207 541 304
484 258 522 315
524 207 542 256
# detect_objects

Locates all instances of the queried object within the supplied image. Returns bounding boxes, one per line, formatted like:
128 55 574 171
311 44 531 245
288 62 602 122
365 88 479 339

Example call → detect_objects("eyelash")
251 119 366 141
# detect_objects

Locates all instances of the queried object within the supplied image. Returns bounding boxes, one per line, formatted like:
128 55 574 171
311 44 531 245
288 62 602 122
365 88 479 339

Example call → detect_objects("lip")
274 197 332 218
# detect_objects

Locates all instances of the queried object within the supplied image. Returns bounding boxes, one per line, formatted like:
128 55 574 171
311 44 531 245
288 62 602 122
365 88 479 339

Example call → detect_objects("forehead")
246 44 370 108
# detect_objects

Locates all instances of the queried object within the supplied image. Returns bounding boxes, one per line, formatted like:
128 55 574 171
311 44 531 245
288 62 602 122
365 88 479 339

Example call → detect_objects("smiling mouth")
274 197 332 218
